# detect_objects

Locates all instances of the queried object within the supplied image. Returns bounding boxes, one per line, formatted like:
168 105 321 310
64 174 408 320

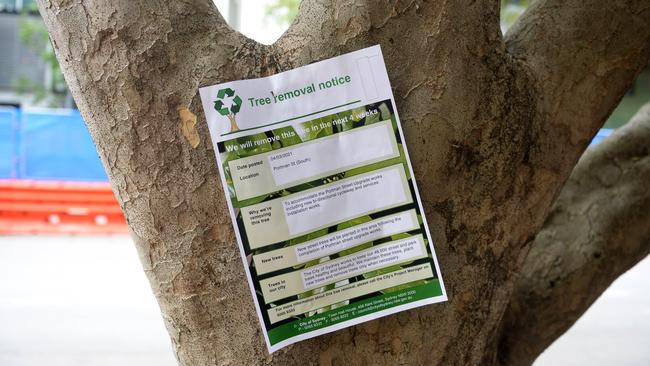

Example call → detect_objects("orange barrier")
0 180 127 235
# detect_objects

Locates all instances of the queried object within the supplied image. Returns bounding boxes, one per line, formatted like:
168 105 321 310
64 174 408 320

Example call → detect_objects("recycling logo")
213 88 242 116
213 87 242 133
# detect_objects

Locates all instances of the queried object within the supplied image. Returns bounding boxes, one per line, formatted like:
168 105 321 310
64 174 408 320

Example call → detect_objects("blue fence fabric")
0 108 107 181
0 107 617 182
0 107 18 179
590 128 614 146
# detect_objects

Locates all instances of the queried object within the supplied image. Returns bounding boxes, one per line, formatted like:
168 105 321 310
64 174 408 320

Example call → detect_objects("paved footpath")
0 236 648 365
0 236 176 366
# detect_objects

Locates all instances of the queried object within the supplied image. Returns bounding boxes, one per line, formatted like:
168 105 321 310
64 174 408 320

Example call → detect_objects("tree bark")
36 0 650 365
499 103 650 366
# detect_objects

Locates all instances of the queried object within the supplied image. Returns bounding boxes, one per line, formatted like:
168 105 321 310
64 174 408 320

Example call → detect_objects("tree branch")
506 0 650 173
36 1 268 364
498 103 650 366
277 0 504 74
38 0 248 112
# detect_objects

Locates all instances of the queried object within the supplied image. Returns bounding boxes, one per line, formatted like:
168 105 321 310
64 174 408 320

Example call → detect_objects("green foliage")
264 0 300 27
501 0 529 30
14 11 68 107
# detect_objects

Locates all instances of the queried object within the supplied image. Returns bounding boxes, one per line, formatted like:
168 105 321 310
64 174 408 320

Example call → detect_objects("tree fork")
37 0 650 365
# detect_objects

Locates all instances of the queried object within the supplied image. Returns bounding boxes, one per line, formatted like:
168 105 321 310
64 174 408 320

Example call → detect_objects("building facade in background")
0 1 47 107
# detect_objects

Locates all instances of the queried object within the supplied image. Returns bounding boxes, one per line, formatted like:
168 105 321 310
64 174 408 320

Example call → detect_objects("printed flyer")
199 45 447 353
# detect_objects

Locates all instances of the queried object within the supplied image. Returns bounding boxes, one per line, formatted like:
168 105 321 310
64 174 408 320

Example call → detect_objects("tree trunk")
36 0 650 365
